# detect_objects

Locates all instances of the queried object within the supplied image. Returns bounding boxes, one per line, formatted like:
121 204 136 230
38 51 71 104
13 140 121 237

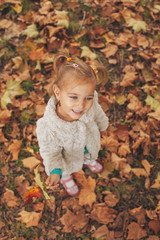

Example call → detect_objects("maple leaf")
11 3 22 13
145 95 160 111
54 10 69 28
81 46 97 60
34 167 50 200
23 24 39 38
127 18 147 33
24 186 42 205
74 170 96 207
1 79 25 109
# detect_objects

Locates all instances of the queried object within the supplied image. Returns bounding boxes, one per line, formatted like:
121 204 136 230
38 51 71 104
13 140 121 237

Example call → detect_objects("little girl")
36 50 109 196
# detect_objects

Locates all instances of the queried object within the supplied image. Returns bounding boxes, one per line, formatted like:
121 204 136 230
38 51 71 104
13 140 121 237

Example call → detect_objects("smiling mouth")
72 110 83 115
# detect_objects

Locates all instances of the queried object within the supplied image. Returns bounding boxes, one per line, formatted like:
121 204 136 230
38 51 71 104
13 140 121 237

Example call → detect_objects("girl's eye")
70 96 78 99
86 97 93 101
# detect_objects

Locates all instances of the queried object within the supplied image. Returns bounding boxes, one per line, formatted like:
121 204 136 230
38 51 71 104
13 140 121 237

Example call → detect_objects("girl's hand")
46 174 60 187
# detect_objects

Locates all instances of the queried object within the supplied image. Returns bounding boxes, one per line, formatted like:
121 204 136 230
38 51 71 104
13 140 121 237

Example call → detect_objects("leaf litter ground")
0 0 160 239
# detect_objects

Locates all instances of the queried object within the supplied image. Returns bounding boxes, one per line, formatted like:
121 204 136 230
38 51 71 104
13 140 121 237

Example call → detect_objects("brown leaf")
8 139 22 161
90 203 116 224
60 208 88 233
2 188 19 207
127 222 147 239
22 156 41 171
0 128 8 142
92 225 115 240
15 175 29 197
104 192 119 207
16 210 42 228
0 109 12 127
101 44 118 58
129 206 146 226
148 220 160 235
111 153 126 170
74 170 96 207
101 135 119 152
0 220 5 229
132 168 148 178
141 159 153 176
118 143 131 157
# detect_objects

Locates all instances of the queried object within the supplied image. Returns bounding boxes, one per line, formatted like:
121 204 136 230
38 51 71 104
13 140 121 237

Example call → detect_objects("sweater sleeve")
94 92 109 132
36 118 63 176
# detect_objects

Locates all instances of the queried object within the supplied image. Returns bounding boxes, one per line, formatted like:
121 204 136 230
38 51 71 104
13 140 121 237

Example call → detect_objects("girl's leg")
84 153 103 173
60 174 79 196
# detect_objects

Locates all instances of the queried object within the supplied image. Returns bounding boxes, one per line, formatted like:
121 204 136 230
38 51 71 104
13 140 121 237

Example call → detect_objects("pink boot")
60 176 79 196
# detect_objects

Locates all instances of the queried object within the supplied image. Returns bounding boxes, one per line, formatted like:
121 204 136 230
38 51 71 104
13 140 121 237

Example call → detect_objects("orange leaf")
24 186 42 205
2 188 19 207
127 222 147 239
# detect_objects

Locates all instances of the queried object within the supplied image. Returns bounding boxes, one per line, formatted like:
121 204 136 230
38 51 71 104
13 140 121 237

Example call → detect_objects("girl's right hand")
46 174 60 187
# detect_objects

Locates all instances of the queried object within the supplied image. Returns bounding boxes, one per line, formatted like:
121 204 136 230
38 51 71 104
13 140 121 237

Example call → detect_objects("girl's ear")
53 84 60 100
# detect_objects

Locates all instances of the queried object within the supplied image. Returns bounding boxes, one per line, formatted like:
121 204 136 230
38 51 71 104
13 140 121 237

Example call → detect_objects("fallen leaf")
8 139 22 161
81 46 97 60
60 208 88 233
22 156 41 171
132 168 148 178
104 192 119 207
148 220 160 235
16 210 42 227
141 159 153 176
127 222 147 239
23 24 39 38
90 203 116 224
101 44 118 58
92 225 115 240
2 188 19 207
127 18 147 33
129 206 146 226
74 170 96 207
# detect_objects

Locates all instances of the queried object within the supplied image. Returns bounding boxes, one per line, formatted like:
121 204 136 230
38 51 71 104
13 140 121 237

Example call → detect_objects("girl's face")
53 79 96 122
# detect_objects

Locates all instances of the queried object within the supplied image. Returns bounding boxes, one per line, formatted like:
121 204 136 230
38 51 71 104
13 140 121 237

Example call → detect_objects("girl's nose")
77 99 85 109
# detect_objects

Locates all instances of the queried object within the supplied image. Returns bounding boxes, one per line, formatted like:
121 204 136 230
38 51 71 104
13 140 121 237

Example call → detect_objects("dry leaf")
127 222 147 239
8 139 22 161
22 156 41 171
92 225 115 240
90 203 116 224
2 188 19 207
16 210 42 228
60 208 88 233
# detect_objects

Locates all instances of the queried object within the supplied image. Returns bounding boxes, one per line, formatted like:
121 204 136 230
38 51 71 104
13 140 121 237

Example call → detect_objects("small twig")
78 11 86 33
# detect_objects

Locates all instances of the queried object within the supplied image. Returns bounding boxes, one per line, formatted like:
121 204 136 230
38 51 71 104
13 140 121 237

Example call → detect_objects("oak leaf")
23 24 39 38
16 210 42 228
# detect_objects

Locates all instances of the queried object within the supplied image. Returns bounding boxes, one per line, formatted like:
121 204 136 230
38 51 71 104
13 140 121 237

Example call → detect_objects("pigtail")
94 65 108 86
53 49 70 74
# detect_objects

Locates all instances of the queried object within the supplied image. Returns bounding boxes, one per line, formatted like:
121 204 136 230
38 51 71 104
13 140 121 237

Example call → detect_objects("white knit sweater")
36 91 109 176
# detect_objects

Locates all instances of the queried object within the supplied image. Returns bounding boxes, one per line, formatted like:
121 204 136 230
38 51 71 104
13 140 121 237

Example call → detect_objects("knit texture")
36 91 109 176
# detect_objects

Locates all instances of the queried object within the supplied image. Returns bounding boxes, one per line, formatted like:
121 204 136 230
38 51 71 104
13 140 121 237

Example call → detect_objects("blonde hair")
49 49 108 96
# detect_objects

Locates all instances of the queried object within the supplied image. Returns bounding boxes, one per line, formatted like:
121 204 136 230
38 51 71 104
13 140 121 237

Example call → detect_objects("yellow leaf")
154 5 160 11
1 79 25 109
23 24 39 38
81 46 97 60
11 3 22 13
114 94 127 105
55 10 69 28
145 95 160 111
34 167 50 200
127 18 146 33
